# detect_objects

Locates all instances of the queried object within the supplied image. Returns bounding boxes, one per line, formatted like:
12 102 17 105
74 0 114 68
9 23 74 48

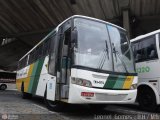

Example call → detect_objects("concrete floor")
0 90 160 120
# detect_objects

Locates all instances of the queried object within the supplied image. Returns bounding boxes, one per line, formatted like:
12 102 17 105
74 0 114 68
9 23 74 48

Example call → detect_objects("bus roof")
19 15 126 61
131 29 160 42
58 15 125 31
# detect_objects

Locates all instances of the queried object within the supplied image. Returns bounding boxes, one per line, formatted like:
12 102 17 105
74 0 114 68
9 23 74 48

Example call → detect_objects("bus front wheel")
137 86 157 112
44 90 62 112
0 84 7 90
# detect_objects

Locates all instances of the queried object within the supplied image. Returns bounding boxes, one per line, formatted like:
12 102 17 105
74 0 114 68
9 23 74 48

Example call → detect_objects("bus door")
57 23 71 101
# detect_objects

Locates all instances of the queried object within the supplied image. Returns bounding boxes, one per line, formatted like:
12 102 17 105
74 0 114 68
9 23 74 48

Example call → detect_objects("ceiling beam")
0 65 6 70
17 38 33 48
0 27 54 38
0 17 122 38
135 15 160 21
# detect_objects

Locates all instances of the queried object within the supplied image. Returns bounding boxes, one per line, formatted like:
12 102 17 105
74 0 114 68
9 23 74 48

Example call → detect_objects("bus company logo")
93 80 105 85
2 114 7 120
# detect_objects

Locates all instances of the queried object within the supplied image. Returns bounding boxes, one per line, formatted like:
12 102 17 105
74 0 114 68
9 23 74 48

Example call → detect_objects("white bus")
131 29 160 111
16 15 137 111
0 71 16 90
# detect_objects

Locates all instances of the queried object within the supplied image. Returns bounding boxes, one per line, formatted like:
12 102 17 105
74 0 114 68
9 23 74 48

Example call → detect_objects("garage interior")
0 0 160 71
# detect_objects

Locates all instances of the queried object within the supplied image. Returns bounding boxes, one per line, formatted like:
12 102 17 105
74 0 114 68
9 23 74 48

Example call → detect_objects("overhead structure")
0 0 160 70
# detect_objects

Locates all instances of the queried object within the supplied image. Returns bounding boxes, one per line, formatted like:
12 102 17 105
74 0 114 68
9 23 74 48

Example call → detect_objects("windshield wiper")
97 40 109 69
112 43 128 73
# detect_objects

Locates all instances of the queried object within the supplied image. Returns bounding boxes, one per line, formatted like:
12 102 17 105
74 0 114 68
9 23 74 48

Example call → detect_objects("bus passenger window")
43 39 50 56
48 34 57 75
149 50 156 58
135 52 141 61
28 51 35 64
133 35 158 63
159 33 160 49
63 29 71 56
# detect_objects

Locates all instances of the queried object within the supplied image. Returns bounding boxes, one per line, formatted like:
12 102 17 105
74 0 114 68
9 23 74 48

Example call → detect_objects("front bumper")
68 84 137 104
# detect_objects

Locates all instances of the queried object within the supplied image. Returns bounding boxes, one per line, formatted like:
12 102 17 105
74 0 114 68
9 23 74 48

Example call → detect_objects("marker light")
71 77 92 87
130 84 137 90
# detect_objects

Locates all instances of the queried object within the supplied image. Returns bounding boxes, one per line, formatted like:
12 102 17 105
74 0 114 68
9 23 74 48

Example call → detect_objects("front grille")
95 93 127 101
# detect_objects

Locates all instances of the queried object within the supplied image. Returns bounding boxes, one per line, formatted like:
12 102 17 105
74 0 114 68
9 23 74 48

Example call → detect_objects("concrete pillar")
123 9 131 39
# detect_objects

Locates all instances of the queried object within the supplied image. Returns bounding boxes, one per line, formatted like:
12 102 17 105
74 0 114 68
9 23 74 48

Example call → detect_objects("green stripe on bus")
28 61 39 93
103 75 118 89
31 58 45 94
113 76 126 89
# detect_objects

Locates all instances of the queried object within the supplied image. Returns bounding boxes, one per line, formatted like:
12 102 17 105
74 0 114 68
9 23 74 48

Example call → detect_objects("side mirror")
71 27 78 49
71 27 77 43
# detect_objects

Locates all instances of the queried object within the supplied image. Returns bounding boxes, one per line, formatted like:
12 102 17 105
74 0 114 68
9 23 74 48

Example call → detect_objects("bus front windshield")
73 18 135 73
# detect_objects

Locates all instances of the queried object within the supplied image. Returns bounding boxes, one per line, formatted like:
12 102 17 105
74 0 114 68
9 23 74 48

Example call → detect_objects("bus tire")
0 84 7 90
44 89 62 112
137 86 157 112
89 104 107 111
21 83 32 99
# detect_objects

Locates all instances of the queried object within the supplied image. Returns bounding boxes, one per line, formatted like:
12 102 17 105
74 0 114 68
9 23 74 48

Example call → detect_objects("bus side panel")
16 57 45 94
16 79 23 91
16 66 30 91
34 56 56 98
35 56 50 96
16 63 35 93
136 60 160 80
27 58 45 94
24 64 34 92
136 60 160 96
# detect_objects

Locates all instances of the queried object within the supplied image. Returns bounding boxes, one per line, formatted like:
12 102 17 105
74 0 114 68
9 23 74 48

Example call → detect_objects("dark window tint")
27 37 51 65
48 34 57 75
19 32 56 69
43 39 50 56
28 51 35 64
18 56 28 69
34 45 43 61
37 45 43 58
132 35 158 62
159 33 160 48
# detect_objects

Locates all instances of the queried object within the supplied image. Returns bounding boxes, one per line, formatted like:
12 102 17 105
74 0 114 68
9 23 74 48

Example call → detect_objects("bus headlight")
130 84 137 90
71 77 92 88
